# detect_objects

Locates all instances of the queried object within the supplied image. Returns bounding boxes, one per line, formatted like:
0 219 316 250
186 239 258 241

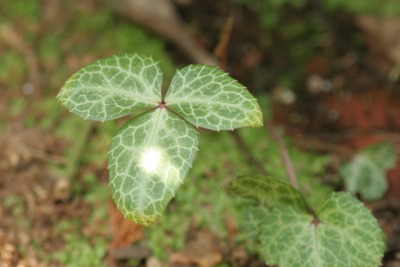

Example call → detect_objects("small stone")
52 178 71 202
22 83 34 95
146 256 162 267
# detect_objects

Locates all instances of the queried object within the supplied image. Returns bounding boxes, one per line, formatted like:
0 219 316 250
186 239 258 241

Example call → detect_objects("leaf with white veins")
57 54 162 121
341 142 398 201
58 54 266 226
164 65 263 130
243 205 269 240
260 192 386 267
108 108 198 226
231 175 308 212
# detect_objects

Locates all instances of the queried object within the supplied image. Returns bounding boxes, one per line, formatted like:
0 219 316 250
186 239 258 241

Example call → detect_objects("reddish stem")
263 118 299 190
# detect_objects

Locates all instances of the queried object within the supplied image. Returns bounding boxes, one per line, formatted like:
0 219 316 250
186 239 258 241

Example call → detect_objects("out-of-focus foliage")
234 0 400 24
0 52 27 88
231 0 325 92
52 234 108 267
324 0 400 17
0 0 176 90
232 0 400 94
0 0 41 23
341 143 398 201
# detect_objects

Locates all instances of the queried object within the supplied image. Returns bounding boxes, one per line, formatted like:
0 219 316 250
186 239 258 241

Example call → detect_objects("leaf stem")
263 118 299 190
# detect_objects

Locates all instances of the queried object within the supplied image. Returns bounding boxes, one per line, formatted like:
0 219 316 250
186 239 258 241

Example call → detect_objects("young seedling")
57 53 263 226
228 106 388 266
230 174 386 266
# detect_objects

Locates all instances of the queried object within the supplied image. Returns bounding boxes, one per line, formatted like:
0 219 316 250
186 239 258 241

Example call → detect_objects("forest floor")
1 0 400 267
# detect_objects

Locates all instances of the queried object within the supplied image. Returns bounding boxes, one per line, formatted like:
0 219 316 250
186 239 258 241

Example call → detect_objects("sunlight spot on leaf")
141 148 161 173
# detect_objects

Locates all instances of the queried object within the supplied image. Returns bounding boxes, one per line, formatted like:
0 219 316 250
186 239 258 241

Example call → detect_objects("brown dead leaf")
108 198 144 266
170 230 223 267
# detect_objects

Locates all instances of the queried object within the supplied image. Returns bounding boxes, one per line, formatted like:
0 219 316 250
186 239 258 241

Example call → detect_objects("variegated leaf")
57 54 162 121
108 108 198 226
164 65 263 130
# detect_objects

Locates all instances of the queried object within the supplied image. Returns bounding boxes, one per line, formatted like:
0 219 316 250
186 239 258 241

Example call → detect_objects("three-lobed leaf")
340 142 397 201
58 53 263 226
231 175 386 267
260 192 385 267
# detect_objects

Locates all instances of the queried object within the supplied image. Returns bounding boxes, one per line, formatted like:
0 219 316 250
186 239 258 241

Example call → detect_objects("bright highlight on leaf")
58 53 263 226
108 108 198 226
141 148 161 173
340 142 398 201
231 175 386 267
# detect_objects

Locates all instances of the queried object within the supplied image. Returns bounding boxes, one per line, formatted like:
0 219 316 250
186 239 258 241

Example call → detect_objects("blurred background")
1 0 400 266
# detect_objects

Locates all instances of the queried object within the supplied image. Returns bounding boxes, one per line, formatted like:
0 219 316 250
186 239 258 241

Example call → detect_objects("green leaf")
57 54 162 121
164 65 263 130
230 175 308 212
260 192 386 267
243 205 269 240
340 142 398 201
108 108 198 226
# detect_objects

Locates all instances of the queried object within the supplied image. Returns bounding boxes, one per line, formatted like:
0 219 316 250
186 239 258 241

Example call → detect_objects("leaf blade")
57 54 162 121
243 205 269 240
108 108 199 226
230 175 309 212
259 192 385 267
316 192 386 266
164 65 263 130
